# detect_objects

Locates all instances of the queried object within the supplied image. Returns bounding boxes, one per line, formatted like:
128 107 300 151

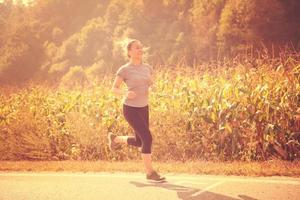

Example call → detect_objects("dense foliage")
0 0 299 84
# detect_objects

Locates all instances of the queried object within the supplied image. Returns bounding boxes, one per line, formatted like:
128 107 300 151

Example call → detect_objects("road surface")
0 172 299 200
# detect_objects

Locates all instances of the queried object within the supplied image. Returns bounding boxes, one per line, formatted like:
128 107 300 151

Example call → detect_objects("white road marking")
173 180 206 185
191 181 225 197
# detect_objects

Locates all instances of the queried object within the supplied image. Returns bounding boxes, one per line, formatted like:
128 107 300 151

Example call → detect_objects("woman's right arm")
112 75 137 99
112 75 125 96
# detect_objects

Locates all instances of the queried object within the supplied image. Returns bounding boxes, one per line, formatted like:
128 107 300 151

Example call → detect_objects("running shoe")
108 132 122 151
146 171 166 183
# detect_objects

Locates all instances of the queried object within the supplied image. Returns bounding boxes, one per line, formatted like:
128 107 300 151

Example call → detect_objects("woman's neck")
129 58 142 66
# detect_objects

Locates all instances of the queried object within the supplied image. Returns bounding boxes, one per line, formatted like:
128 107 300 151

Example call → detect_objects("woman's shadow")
130 180 257 200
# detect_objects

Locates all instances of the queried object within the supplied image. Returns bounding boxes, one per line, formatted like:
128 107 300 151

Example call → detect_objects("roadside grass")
0 160 299 177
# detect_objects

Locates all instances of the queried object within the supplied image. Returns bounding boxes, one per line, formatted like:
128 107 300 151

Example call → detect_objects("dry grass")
0 160 299 177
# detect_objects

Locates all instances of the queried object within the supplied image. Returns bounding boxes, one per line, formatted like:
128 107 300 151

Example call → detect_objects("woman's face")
128 41 143 60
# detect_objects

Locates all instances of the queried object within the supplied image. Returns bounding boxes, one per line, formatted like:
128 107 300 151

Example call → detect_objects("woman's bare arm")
112 76 136 99
112 76 125 96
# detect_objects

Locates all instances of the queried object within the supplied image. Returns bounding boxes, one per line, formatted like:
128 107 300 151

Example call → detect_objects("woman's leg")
122 105 154 174
109 105 164 180
141 153 153 174
136 106 154 174
114 133 141 147
113 106 142 146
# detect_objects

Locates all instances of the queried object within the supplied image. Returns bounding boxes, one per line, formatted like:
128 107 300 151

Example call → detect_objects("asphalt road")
0 172 299 200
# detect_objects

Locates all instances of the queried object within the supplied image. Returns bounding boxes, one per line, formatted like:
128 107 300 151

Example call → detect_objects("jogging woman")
108 39 165 182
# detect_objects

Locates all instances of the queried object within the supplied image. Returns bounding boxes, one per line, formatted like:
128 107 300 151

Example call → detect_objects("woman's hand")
127 91 137 99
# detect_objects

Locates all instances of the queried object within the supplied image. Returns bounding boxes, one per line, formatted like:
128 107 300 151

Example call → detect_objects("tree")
0 2 44 85
217 0 286 55
279 0 300 49
190 0 227 60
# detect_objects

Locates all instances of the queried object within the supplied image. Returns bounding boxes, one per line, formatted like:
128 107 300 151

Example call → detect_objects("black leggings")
123 104 152 154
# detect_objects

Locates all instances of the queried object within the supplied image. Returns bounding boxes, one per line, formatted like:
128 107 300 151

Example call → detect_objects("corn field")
0 55 300 161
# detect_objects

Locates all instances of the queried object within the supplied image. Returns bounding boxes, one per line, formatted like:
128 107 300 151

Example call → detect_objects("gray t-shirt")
116 63 153 107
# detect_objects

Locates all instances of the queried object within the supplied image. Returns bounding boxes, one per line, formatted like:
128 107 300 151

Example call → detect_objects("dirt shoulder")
0 160 299 177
